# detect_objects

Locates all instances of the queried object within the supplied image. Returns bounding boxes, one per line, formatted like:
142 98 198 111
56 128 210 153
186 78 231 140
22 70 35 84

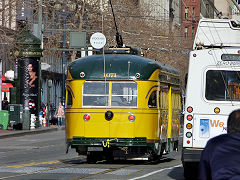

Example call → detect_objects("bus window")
83 81 109 107
67 90 73 107
205 70 240 101
148 91 157 108
111 82 137 107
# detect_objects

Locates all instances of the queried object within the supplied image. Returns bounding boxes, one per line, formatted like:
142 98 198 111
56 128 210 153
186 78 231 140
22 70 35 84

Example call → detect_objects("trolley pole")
62 14 66 106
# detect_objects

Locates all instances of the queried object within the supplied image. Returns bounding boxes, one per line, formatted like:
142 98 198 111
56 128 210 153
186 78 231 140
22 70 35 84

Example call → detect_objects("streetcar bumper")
70 137 148 147
67 137 162 158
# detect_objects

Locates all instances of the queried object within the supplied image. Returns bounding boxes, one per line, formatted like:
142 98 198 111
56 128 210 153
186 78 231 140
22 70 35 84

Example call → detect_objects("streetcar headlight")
105 110 114 121
128 114 135 122
83 114 90 121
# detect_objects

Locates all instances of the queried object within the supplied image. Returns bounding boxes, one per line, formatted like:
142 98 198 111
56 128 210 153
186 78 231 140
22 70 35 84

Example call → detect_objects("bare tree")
0 0 192 89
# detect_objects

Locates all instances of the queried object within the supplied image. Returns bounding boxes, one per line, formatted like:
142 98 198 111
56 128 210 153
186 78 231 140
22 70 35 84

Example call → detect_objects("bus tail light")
186 123 192 129
83 114 90 121
128 114 135 122
214 107 220 114
186 132 192 138
187 115 193 121
187 106 193 113
187 140 191 144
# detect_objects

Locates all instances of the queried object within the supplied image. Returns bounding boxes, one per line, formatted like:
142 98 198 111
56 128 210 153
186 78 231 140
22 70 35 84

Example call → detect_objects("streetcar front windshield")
205 70 240 101
111 82 137 107
83 82 109 107
83 81 137 108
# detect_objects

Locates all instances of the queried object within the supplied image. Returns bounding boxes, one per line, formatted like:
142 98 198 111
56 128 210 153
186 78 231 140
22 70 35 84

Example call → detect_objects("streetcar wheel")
87 152 97 164
150 154 160 162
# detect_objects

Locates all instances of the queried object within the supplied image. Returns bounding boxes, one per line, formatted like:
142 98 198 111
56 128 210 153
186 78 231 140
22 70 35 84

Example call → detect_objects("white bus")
182 19 240 179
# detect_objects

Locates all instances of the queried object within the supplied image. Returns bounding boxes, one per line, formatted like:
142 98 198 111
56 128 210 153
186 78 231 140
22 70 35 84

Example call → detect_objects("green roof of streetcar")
68 54 179 80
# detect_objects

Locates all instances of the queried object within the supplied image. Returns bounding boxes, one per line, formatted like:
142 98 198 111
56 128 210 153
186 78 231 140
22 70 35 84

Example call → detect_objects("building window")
192 7 195 17
185 27 188 37
185 7 189 19
192 27 194 38
238 0 240 5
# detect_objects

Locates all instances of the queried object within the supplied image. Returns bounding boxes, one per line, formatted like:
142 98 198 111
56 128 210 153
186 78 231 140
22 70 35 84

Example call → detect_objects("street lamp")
51 0 77 106
47 79 52 127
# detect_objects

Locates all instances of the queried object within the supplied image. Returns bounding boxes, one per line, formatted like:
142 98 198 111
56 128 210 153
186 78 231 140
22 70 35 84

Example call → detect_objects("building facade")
181 0 200 38
200 0 240 20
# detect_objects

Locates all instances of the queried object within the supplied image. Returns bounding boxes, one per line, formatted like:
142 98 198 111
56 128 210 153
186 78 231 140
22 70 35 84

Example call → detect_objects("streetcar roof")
68 54 179 80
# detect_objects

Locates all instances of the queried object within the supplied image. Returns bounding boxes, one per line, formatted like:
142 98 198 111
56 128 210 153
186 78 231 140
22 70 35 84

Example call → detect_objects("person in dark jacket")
2 96 8 110
198 109 240 180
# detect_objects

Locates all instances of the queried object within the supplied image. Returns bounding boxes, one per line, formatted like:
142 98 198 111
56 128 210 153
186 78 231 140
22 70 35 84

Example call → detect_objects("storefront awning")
2 82 13 92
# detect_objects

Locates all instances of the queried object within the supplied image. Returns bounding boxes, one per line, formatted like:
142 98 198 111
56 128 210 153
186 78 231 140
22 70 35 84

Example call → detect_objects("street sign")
90 32 106 49
70 31 86 48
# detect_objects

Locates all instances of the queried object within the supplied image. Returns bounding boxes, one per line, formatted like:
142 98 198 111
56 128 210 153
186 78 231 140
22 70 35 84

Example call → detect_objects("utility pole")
62 11 67 107
38 0 42 44
37 0 43 128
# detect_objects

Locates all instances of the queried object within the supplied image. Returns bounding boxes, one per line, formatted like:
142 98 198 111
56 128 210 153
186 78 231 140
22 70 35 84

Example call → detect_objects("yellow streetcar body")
65 54 181 162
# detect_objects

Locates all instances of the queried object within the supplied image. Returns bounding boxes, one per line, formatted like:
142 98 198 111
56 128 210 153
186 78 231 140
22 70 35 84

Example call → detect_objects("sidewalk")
0 125 65 139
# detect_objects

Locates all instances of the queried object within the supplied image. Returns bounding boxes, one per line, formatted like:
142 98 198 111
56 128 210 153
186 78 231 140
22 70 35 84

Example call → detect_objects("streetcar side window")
67 90 73 107
148 91 157 108
83 81 109 107
111 82 137 107
205 70 240 101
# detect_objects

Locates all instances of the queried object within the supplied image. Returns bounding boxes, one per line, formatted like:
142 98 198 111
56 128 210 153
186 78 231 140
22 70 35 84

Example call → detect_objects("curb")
0 127 65 139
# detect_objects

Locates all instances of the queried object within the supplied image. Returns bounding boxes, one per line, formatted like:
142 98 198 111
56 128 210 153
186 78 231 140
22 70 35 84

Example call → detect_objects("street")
0 130 185 180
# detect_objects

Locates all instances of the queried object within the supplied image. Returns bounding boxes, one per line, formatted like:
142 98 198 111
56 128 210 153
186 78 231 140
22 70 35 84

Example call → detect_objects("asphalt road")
0 130 185 180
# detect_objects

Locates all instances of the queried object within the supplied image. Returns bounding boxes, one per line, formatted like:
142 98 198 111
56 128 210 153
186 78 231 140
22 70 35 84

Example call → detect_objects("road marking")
0 166 137 175
7 160 60 168
129 164 182 180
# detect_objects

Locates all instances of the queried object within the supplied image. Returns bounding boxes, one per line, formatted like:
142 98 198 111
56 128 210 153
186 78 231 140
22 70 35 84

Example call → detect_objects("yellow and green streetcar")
65 52 181 162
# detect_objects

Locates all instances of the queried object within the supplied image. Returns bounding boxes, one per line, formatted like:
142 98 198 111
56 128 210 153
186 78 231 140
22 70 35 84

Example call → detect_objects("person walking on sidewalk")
56 102 64 126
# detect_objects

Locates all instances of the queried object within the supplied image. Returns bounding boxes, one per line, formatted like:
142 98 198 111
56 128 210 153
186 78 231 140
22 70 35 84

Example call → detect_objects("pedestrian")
2 96 9 110
198 109 240 180
56 102 64 126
